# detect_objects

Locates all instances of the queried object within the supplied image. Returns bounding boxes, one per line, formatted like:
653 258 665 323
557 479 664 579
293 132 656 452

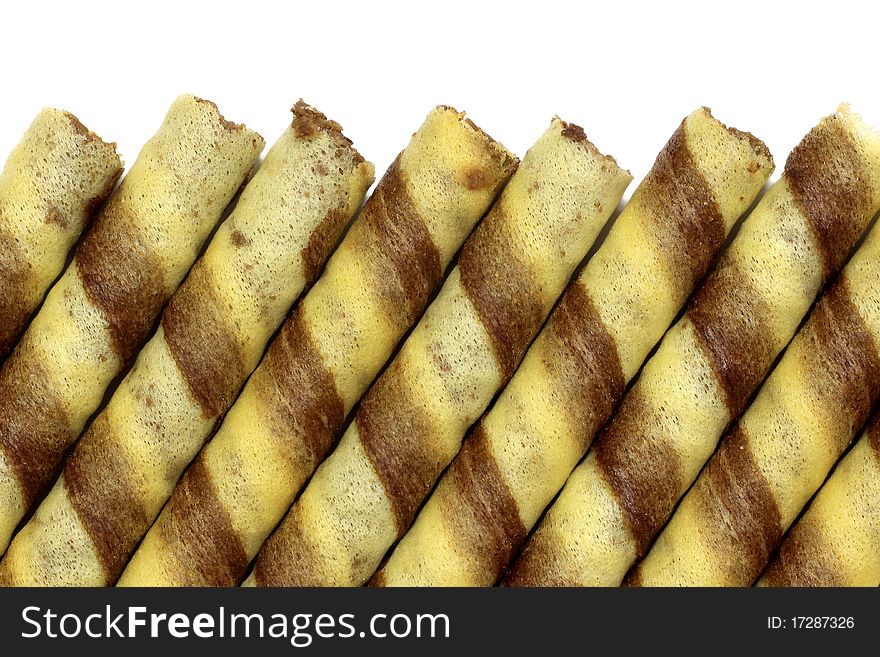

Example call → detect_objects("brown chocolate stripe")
593 389 684 556
156 455 249 586
688 257 774 414
82 169 123 228
637 122 726 295
459 204 543 379
623 570 642 587
254 309 344 467
870 414 880 458
358 358 440 534
804 277 880 446
162 263 248 419
785 117 873 278
542 281 625 451
0 229 31 359
0 355 72 505
761 518 844 587
502 535 559 587
438 424 527 581
252 505 327 586
65 413 151 580
76 194 166 365
684 426 782 585
301 206 349 285
360 158 442 330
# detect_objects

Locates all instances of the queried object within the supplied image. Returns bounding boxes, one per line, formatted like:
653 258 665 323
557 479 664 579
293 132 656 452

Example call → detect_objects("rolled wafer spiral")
118 106 517 586
0 109 122 360
0 95 263 555
376 108 774 586
246 116 633 587
759 412 880 587
505 105 880 587
629 217 880 586
0 102 374 586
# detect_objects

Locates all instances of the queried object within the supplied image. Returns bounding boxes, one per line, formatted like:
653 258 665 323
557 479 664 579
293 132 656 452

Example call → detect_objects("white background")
1 0 877 192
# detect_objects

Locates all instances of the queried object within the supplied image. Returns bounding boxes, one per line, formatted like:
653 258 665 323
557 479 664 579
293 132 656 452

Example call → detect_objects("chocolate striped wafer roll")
0 109 122 360
629 217 880 586
759 412 880 587
376 109 774 586
0 95 263 553
117 106 517 586
0 103 372 586
245 117 633 588
505 105 880 587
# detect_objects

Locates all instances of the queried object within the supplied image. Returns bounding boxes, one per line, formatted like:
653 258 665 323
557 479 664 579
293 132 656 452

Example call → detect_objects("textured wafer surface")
376 108 773 586
246 117 632 587
0 95 263 554
118 106 517 586
629 218 880 586
0 109 121 360
505 105 880 587
0 103 373 585
759 413 880 587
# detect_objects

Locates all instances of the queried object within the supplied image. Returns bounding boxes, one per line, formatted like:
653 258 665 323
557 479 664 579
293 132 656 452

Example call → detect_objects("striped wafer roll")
0 109 122 360
759 412 880 587
0 104 373 586
376 109 774 587
117 106 517 587
629 217 880 587
246 117 634 588
0 95 263 554
505 105 880 587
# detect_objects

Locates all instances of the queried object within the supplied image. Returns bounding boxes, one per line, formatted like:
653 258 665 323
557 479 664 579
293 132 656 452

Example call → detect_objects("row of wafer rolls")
504 105 880 586
0 109 122 362
114 106 519 586
374 108 774 586
121 116 628 587
0 95 264 553
241 117 633 588
759 409 880 587
0 102 376 585
4 101 875 588
629 208 880 586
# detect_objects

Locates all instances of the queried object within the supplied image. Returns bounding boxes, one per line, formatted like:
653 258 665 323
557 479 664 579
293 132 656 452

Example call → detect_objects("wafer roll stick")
505 105 880 587
629 217 880 587
759 412 880 587
0 104 372 586
246 118 633 588
117 106 517 587
0 109 122 360
376 109 774 587
0 95 263 553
